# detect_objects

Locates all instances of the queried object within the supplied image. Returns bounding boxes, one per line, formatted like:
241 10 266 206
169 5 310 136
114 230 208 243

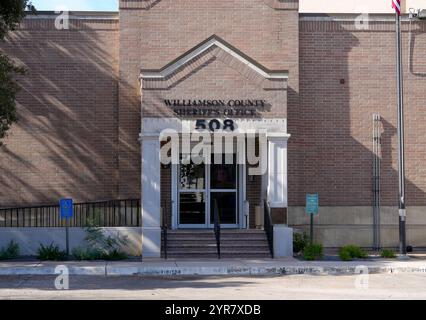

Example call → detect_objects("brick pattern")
120 0 299 10
0 17 119 206
293 19 426 207
123 0 299 202
263 0 299 10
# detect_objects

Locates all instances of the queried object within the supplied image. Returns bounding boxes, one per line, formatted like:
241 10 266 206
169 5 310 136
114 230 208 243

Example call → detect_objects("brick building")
1 0 426 257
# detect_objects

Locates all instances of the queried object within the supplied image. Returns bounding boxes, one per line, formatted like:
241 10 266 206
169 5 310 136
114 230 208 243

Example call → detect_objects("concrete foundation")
289 206 426 248
0 228 142 256
273 225 293 257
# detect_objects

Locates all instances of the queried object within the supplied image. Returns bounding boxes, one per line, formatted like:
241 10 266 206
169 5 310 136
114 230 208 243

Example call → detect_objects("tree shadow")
289 18 426 247
0 14 120 206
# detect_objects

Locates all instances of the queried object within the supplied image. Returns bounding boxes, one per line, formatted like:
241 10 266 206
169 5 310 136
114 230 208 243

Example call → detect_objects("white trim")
140 37 289 80
267 138 288 208
299 14 412 22
141 118 288 137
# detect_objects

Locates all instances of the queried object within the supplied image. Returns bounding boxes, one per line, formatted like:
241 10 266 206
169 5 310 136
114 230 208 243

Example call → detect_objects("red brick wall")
120 0 300 201
293 17 426 207
0 15 119 206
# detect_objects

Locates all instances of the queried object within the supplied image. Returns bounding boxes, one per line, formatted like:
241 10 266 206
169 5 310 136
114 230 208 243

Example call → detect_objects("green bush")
303 243 323 261
293 232 309 254
72 218 129 261
0 240 20 260
37 242 67 261
101 249 128 261
72 247 102 261
339 249 353 261
381 249 396 259
339 245 368 261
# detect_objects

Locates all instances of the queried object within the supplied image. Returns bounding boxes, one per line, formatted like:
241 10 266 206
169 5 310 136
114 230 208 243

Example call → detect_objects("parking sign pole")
310 213 314 245
66 218 70 257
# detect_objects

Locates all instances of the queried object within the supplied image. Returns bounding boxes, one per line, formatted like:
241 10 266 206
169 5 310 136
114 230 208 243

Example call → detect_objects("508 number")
195 119 235 132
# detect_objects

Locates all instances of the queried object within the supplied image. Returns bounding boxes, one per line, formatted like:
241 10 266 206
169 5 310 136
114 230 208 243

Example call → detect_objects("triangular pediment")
140 35 288 90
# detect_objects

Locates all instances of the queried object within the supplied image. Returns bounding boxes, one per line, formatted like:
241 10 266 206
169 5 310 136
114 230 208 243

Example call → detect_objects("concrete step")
163 229 271 259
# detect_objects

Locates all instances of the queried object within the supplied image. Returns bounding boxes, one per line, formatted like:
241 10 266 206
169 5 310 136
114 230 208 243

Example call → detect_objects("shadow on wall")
291 18 426 208
0 17 123 206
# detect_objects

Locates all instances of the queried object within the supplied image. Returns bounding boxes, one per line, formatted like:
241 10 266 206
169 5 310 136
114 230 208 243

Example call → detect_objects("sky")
29 0 424 13
31 0 118 11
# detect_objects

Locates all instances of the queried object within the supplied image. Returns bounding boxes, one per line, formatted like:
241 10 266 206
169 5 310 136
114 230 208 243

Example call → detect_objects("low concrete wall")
288 206 426 248
273 225 293 257
0 228 142 256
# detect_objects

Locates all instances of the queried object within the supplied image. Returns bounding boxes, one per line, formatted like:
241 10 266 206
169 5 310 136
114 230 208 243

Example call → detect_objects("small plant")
72 247 102 261
303 243 323 261
339 245 368 261
37 242 67 261
101 249 127 261
73 218 129 261
293 232 309 254
381 249 396 259
0 240 20 260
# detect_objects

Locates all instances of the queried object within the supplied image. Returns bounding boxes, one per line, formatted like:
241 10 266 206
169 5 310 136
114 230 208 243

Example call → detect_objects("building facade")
1 0 426 256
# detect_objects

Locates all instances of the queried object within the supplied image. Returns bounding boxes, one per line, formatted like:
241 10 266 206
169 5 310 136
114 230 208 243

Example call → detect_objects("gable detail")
140 36 288 91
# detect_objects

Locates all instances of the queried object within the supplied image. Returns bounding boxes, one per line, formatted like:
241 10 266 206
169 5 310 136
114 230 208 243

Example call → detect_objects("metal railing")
161 203 168 259
0 199 140 227
213 199 221 259
263 200 274 258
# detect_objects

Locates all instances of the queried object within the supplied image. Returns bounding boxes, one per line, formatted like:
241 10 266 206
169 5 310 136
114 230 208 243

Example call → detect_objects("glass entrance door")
178 153 238 228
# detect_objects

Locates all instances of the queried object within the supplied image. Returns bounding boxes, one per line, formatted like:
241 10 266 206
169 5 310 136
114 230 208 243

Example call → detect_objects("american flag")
392 0 401 15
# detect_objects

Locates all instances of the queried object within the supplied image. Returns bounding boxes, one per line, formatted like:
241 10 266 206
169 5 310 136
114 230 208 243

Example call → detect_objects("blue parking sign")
60 198 73 219
306 194 319 215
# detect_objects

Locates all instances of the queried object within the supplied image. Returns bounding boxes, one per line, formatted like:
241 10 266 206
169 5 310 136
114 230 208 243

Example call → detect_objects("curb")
1 264 426 276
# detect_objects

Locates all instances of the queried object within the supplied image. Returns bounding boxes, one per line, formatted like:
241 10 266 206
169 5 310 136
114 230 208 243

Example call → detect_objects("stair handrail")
161 203 168 260
213 199 221 259
263 200 274 258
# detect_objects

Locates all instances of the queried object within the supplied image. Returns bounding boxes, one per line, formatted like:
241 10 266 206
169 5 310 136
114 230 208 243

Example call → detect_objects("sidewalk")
1 257 426 276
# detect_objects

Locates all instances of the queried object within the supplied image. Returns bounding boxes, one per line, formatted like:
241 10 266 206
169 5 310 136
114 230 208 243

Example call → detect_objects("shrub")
37 242 67 261
339 249 353 261
293 232 309 254
101 249 128 261
381 249 396 259
72 247 102 261
339 245 368 261
0 240 20 260
72 218 129 261
303 243 323 261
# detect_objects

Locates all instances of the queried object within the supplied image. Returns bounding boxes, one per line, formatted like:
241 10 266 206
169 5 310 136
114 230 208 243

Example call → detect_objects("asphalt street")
0 273 425 300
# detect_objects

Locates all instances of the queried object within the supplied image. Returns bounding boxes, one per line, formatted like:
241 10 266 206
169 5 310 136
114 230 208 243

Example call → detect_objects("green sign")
306 194 319 215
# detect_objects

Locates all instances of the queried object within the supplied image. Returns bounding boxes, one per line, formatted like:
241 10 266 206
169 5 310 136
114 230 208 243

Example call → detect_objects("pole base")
397 254 410 261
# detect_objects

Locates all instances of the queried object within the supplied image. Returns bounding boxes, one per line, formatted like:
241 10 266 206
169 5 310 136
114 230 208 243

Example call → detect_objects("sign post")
306 194 319 244
60 199 73 257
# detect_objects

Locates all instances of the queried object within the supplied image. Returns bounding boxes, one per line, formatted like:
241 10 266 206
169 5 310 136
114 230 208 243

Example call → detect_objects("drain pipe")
372 114 382 250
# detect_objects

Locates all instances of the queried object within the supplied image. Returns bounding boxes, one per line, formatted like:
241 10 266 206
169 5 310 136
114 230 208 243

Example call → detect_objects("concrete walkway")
1 257 426 276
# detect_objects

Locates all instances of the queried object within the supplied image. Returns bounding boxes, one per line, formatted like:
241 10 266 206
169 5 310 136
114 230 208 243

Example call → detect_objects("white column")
141 136 161 258
267 133 289 208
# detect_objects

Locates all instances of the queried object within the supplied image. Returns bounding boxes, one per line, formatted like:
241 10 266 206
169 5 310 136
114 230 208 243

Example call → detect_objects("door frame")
171 138 246 229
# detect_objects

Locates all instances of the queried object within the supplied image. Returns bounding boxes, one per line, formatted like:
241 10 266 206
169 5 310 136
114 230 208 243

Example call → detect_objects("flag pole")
395 9 407 257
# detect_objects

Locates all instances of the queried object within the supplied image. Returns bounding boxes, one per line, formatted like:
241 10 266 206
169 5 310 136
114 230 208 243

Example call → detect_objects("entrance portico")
139 36 290 258
140 118 290 257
